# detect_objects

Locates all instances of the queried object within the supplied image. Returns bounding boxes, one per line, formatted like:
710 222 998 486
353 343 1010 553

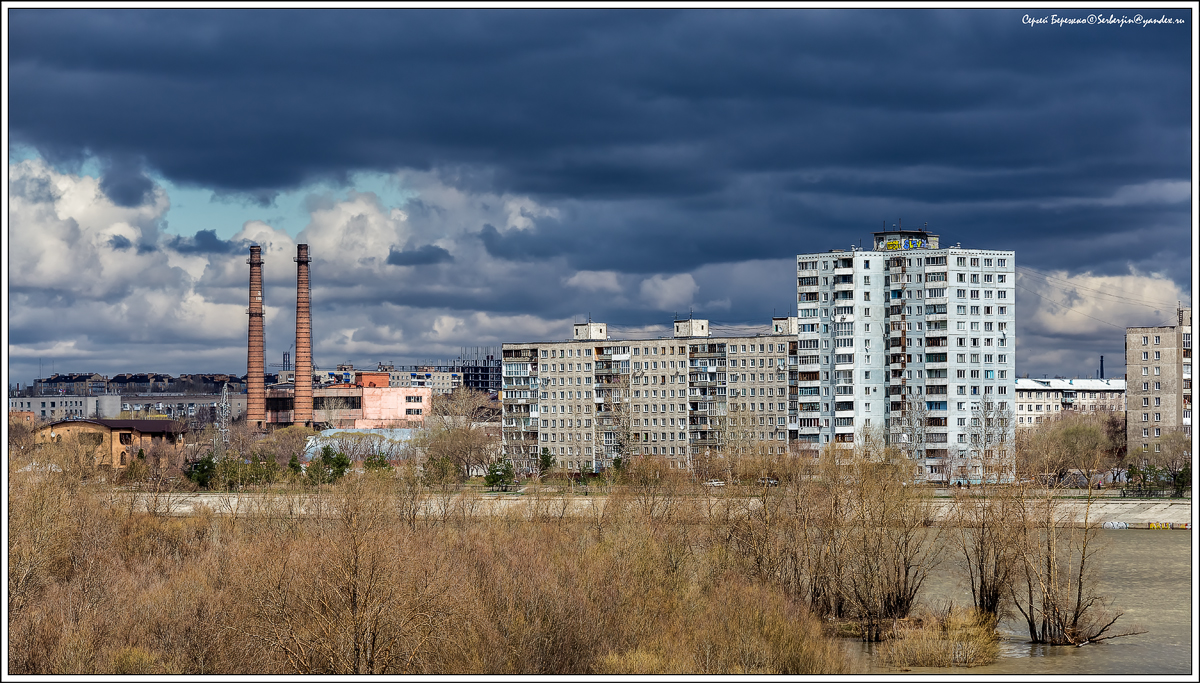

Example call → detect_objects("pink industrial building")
265 375 431 428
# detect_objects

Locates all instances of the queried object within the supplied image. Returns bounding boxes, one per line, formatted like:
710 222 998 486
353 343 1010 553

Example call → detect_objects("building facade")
10 395 121 421
795 229 1016 484
120 394 246 422
1014 378 1126 428
36 418 184 469
1125 308 1192 456
264 377 431 428
500 317 803 476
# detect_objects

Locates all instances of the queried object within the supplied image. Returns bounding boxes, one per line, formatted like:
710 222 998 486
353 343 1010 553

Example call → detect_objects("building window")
1154 336 1161 345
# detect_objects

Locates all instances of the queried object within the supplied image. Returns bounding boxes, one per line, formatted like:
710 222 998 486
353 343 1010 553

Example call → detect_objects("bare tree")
1145 428 1192 497
890 393 929 466
596 374 634 471
1010 414 1142 645
957 400 1015 485
419 388 499 478
949 478 1023 619
842 427 943 642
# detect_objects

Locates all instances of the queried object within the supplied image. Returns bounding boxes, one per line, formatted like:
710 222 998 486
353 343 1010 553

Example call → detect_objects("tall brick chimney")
246 245 266 428
293 244 313 426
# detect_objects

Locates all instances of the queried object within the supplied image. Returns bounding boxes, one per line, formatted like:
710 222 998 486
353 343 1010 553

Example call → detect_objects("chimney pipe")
1100 355 1104 380
294 244 313 427
246 246 266 428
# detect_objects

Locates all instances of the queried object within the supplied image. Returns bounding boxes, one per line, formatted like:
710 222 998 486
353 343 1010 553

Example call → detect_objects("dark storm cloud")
99 156 154 207
9 8 1190 288
385 244 454 266
478 224 567 262
165 229 241 254
6 8 1193 386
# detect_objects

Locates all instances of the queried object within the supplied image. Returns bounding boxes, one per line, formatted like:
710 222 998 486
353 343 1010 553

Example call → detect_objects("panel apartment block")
796 228 1016 484
1014 377 1126 429
501 317 802 476
1126 308 1192 456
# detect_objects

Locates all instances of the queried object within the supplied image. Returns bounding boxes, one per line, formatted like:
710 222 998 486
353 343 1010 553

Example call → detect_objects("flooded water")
855 530 1193 675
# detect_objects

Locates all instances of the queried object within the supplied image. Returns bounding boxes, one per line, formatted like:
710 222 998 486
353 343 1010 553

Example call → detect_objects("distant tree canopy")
418 389 500 478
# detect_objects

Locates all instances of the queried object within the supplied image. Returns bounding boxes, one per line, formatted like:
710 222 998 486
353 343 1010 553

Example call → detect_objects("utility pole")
215 382 231 459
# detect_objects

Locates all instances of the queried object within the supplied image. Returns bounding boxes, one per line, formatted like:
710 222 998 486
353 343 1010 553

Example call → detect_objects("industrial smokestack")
246 246 266 428
294 244 313 426
1100 355 1104 380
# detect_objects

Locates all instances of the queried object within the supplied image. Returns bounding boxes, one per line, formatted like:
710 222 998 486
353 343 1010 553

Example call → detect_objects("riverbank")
119 487 1193 528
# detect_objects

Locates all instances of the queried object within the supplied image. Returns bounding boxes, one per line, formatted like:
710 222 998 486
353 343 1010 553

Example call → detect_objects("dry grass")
880 606 1000 668
8 442 849 675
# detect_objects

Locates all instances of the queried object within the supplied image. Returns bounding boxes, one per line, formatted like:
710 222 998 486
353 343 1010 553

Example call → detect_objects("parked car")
757 478 780 487
703 479 725 487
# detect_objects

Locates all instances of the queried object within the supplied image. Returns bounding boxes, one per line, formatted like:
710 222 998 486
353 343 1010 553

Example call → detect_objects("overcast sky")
6 8 1194 388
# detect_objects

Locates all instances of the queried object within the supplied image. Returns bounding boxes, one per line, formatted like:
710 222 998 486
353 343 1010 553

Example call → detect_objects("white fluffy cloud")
639 273 698 311
1018 269 1187 338
564 270 622 293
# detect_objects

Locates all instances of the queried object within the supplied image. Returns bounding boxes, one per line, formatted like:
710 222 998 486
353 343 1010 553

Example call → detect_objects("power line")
1016 269 1178 310
1015 265 1183 309
1014 283 1126 329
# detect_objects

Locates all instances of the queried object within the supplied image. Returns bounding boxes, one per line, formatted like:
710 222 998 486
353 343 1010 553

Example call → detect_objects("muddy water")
854 530 1193 675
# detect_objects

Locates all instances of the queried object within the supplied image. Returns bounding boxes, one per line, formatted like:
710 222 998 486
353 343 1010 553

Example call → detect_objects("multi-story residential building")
1126 308 1192 456
696 318 799 457
375 350 501 396
500 317 804 476
31 373 110 396
796 228 1016 484
379 365 464 394
1013 378 1126 428
10 395 121 421
453 348 503 395
502 322 609 475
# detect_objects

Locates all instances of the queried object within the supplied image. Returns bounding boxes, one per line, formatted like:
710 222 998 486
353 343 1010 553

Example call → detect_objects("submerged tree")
1010 413 1143 645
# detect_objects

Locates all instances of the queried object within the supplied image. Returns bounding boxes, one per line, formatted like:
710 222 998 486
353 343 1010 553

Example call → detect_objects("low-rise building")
1014 378 1126 428
36 418 184 469
265 379 431 428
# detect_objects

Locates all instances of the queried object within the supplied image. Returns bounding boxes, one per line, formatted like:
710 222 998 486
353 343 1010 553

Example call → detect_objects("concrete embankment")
926 499 1192 529
129 489 1191 529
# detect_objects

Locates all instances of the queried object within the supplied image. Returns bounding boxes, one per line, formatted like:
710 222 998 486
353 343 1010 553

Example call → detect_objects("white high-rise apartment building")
796 228 1016 484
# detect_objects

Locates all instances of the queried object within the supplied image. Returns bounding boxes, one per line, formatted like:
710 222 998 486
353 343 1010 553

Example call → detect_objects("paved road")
116 488 1191 528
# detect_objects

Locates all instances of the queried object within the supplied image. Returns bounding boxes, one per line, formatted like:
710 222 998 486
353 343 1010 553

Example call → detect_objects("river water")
853 530 1193 675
